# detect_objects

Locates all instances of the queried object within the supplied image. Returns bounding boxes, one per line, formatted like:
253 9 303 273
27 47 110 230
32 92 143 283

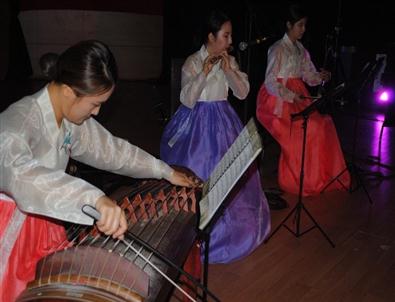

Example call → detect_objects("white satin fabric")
180 45 250 108
264 34 322 116
0 86 173 225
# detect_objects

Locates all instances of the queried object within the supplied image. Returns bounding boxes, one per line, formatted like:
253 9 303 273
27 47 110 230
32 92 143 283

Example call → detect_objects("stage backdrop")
18 0 163 80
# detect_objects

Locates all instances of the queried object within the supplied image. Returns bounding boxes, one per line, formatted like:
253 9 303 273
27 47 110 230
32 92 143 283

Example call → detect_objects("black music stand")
198 219 214 301
265 90 339 248
196 118 263 302
198 189 245 301
198 195 240 302
170 166 221 302
319 58 386 203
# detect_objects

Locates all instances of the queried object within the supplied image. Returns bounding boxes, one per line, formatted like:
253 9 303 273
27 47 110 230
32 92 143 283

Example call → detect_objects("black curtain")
1 0 32 81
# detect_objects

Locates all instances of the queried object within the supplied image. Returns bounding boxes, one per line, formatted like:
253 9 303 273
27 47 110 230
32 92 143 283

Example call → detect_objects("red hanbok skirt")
256 78 350 196
0 195 201 302
0 196 68 302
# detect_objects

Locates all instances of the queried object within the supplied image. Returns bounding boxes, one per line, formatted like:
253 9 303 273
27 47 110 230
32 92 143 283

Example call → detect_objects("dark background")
163 0 395 117
2 0 395 116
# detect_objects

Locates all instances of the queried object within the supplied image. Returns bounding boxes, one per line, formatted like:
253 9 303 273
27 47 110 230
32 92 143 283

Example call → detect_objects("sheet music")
199 118 263 230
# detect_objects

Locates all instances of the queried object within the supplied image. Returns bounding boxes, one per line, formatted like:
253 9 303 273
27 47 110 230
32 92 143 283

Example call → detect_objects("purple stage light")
379 91 389 101
376 88 393 103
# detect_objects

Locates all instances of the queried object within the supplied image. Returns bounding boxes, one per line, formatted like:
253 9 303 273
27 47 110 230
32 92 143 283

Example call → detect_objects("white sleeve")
301 48 322 86
71 118 174 181
179 57 207 108
224 56 250 100
264 45 296 102
0 131 103 225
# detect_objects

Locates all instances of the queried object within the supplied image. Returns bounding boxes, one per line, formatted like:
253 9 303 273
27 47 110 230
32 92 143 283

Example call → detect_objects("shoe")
265 192 288 210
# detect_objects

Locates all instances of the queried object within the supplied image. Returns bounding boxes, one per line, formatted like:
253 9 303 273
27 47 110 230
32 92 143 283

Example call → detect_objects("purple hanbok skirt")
160 100 271 264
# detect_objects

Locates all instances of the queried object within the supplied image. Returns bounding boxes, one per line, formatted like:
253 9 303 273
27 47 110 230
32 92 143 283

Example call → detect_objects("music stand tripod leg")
198 229 211 302
319 144 373 205
266 114 335 248
320 166 349 194
352 164 373 204
299 203 335 247
264 203 298 243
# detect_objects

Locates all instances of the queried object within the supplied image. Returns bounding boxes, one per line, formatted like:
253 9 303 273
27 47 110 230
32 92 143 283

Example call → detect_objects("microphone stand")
318 0 346 114
240 0 266 123
331 0 346 87
242 3 255 123
265 94 335 248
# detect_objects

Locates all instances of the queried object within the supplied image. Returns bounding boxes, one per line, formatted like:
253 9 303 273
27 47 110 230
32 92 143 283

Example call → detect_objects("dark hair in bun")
284 3 308 27
39 52 59 80
39 40 118 96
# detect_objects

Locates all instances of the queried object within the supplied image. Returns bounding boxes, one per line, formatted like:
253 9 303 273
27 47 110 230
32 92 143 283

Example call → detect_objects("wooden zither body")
17 179 200 302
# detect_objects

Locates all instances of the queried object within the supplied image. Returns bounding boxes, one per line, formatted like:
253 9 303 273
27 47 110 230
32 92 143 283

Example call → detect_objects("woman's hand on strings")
95 196 128 240
169 170 203 188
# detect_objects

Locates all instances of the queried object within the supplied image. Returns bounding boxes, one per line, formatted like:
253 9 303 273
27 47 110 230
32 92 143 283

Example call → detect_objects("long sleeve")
0 86 174 226
0 131 102 225
70 118 173 181
224 56 250 100
179 57 207 108
264 45 296 102
301 49 322 86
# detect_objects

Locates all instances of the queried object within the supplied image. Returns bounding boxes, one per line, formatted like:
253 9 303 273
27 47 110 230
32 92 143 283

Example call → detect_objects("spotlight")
376 88 393 103
379 91 389 102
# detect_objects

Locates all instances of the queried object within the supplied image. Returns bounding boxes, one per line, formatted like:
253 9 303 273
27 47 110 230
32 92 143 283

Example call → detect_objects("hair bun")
39 53 59 80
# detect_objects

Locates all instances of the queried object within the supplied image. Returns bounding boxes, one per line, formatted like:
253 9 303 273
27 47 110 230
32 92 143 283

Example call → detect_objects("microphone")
238 36 270 51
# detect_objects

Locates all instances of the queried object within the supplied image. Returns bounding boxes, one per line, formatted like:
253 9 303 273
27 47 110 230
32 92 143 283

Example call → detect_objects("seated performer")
256 3 350 196
160 10 271 264
0 40 198 302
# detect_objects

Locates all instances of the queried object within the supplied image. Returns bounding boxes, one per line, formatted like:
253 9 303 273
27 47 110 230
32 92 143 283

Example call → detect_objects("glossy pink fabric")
0 197 68 302
257 78 350 196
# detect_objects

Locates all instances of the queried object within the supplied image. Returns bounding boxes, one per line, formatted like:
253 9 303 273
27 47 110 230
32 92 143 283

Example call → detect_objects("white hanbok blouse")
180 45 250 108
264 34 322 116
0 86 173 225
